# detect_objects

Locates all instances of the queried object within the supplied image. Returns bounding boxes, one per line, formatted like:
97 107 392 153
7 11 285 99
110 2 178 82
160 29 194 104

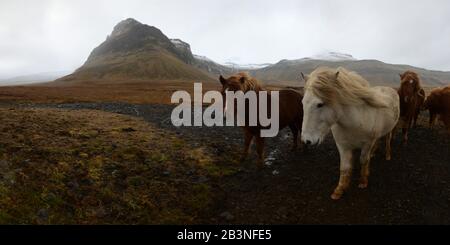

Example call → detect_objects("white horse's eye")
317 103 324 108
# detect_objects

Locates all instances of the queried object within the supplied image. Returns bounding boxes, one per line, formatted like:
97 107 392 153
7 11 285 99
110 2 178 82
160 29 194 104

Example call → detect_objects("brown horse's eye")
317 103 324 108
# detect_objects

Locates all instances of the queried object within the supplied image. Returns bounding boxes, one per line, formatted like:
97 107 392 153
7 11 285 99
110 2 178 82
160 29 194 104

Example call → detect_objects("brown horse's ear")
240 76 246 84
399 73 403 79
301 72 309 82
417 89 425 98
219 75 226 85
413 81 419 93
335 71 340 80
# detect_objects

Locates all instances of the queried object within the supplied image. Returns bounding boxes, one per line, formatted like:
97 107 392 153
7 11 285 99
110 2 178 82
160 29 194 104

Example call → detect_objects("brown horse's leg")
289 125 298 151
298 122 305 151
331 148 353 200
359 140 377 189
444 117 450 134
255 136 265 167
413 109 420 128
402 121 409 145
241 129 254 162
429 112 437 129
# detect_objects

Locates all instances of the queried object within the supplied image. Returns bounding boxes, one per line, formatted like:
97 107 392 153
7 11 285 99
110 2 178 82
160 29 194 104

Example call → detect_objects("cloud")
1 0 450 78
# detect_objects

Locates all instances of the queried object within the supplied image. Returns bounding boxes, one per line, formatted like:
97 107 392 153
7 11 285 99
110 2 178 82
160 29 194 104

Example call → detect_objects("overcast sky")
1 0 450 78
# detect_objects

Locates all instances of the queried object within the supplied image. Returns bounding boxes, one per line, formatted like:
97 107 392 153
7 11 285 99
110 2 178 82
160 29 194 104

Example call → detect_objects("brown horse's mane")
400 71 422 87
229 72 264 92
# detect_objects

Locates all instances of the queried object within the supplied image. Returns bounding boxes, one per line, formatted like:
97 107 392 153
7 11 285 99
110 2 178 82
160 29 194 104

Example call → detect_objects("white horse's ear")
219 75 226 85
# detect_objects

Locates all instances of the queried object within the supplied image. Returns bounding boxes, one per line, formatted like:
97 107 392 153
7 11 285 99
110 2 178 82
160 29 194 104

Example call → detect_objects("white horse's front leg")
359 140 377 189
331 147 353 200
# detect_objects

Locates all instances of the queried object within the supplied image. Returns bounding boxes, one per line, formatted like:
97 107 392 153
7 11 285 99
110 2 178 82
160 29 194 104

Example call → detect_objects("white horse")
301 67 400 200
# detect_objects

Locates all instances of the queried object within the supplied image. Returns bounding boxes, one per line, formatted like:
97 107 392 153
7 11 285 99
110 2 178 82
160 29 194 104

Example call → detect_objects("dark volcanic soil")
15 102 450 224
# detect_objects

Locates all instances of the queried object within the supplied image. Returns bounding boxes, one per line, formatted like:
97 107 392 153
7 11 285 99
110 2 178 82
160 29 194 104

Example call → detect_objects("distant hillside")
251 55 450 87
1 71 71 86
58 18 213 82
192 55 233 77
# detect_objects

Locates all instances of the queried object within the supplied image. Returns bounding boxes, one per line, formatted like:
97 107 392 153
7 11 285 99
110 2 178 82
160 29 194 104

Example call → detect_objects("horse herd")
218 67 450 200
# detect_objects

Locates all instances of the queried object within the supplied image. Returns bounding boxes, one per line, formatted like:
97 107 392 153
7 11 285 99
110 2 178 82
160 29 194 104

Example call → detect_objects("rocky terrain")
1 101 448 224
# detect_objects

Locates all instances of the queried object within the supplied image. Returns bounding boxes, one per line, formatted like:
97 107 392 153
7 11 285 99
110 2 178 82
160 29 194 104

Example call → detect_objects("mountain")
58 18 212 82
56 18 450 87
168 38 233 75
308 52 356 61
169 39 195 64
251 54 450 86
1 71 72 86
222 62 272 71
192 55 233 77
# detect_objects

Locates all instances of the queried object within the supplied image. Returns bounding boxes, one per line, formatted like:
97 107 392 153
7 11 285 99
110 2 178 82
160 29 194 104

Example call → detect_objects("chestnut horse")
398 71 425 144
423 86 450 132
219 73 304 166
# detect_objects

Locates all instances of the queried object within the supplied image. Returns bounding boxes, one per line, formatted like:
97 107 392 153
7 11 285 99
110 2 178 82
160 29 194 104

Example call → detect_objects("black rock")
219 212 234 221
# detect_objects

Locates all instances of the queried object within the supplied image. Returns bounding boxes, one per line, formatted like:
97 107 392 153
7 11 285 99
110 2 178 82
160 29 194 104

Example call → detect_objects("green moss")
0 108 237 224
187 184 212 211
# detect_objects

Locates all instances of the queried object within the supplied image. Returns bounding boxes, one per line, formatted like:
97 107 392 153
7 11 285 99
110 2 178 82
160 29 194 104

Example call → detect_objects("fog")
1 0 450 79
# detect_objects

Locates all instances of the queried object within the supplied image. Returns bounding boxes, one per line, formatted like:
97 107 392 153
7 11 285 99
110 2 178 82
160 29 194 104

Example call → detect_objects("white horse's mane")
305 67 388 108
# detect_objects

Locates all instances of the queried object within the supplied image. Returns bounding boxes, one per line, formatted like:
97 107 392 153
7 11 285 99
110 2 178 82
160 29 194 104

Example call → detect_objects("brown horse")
397 71 425 144
423 86 450 132
219 73 304 166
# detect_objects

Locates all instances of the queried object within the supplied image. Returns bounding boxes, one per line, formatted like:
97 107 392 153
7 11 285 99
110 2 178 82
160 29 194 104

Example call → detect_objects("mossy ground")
0 108 239 224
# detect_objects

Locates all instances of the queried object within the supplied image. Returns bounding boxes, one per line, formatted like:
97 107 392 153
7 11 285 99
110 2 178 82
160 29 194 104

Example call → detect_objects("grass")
0 107 239 224
0 81 222 105
0 76 296 105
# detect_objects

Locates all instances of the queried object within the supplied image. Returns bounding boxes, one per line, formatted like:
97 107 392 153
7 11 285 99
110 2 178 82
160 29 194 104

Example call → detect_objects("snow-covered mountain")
222 62 272 70
251 54 450 86
193 55 213 62
309 52 357 61
192 54 233 76
218 52 355 70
